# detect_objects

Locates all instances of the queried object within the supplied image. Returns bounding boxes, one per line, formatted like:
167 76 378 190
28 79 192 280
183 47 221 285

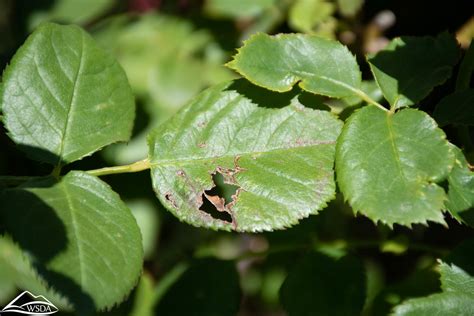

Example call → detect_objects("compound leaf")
0 23 135 165
433 89 474 126
336 106 453 226
280 252 366 316
0 171 143 312
368 33 459 109
227 33 362 99
444 146 474 223
148 81 342 232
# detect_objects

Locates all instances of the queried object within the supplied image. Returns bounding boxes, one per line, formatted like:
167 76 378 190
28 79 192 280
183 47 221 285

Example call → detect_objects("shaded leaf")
336 106 453 226
444 146 474 223
227 33 363 98
456 41 474 90
154 259 241 316
0 236 69 308
148 80 342 232
280 252 366 316
368 33 459 109
0 23 135 165
434 89 474 126
0 171 143 311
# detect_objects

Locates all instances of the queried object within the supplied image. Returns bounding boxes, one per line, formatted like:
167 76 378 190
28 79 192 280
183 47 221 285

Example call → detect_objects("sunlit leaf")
227 33 363 99
393 292 474 316
0 23 135 165
444 146 474 224
336 106 453 226
148 80 342 232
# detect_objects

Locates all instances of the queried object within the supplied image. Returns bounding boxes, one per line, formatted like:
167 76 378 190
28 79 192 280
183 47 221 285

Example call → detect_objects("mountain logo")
0 291 58 315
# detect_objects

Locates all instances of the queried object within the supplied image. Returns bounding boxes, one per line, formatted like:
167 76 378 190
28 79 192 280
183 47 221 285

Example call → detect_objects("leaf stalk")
86 158 151 177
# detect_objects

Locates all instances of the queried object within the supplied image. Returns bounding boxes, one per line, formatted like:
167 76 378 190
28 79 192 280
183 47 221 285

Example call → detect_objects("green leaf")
443 238 474 292
127 199 160 259
337 0 364 17
0 23 135 165
288 0 336 37
393 292 474 316
433 89 474 126
154 259 241 316
227 33 363 99
393 253 474 316
456 41 474 90
368 33 459 109
0 171 143 312
444 146 474 223
204 0 276 18
0 236 69 308
280 252 366 316
148 80 342 232
439 261 474 295
29 0 115 29
336 106 453 226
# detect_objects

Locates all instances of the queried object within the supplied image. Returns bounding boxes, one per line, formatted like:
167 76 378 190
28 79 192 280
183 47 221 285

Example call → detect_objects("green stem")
0 175 39 186
86 158 151 177
355 89 388 112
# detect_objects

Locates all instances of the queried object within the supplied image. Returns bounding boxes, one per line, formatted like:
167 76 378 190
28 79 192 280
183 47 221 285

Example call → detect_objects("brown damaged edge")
201 155 246 230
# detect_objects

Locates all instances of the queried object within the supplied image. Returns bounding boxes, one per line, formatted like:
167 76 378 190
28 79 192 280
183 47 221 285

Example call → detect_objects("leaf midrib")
56 31 85 165
152 141 335 167
386 114 408 184
60 181 86 288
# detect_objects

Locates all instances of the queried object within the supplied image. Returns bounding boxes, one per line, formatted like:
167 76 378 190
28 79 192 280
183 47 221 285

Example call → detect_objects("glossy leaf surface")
148 81 342 232
336 106 453 226
1 23 135 165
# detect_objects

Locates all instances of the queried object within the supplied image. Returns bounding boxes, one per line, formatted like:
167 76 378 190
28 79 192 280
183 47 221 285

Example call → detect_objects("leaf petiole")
354 89 388 112
86 158 151 177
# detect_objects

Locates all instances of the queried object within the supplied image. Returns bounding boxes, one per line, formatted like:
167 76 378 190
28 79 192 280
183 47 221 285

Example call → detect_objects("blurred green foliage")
0 0 473 315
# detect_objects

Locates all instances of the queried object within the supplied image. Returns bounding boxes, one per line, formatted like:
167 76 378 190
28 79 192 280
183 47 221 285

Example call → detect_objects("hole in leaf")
199 172 240 223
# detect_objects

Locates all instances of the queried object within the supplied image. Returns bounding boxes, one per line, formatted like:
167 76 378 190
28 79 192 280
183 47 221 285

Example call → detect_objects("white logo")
0 291 58 315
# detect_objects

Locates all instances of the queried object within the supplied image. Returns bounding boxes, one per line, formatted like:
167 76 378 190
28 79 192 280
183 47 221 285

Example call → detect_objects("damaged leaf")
336 106 454 226
148 80 342 232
